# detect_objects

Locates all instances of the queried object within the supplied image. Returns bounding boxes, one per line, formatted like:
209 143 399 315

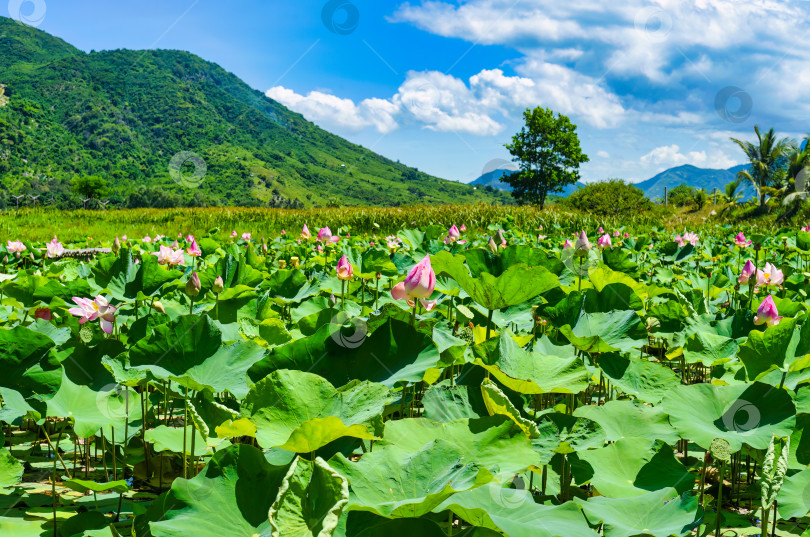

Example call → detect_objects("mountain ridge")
0 17 509 208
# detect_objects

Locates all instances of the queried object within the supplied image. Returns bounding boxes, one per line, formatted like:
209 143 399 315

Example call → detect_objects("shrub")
666 184 696 207
563 179 653 217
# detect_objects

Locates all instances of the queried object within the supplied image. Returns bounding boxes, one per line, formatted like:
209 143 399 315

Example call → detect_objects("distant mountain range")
469 163 752 200
469 168 586 196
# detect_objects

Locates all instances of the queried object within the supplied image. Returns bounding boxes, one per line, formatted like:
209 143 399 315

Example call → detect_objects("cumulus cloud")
265 87 400 134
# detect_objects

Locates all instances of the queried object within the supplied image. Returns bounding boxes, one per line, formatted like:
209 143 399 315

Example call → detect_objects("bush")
563 179 653 217
666 184 696 207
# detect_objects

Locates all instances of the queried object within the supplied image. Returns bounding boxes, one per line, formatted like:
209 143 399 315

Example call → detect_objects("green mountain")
0 18 509 208
634 164 750 200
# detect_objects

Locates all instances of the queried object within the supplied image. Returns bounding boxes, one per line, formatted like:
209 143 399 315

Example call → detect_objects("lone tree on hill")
504 107 589 208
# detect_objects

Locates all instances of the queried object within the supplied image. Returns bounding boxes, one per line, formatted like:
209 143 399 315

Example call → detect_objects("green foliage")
71 175 108 199
0 18 509 209
666 184 696 207
563 179 653 217
504 107 589 208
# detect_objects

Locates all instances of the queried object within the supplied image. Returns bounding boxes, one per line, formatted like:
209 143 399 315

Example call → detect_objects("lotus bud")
496 229 505 244
185 272 201 298
112 237 121 255
336 255 353 281
487 237 498 254
2 255 7 264
152 300 166 314
290 256 300 268
574 231 591 257
212 276 224 295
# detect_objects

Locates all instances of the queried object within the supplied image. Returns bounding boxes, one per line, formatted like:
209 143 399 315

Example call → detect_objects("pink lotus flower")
386 236 401 250
623 233 630 239
231 231 238 238
613 230 620 237
563 240 573 249
597 234 612 249
336 255 353 281
675 235 685 247
121 235 127 241
6 240 25 255
34 307 52 321
754 295 782 327
281 230 286 235
392 255 437 310
460 224 467 232
316 244 324 253
46 237 64 258
598 226 604 233
734 232 752 248
152 245 185 267
447 225 460 242
802 225 810 232
241 233 252 241
187 240 202 257
537 235 547 241
756 262 784 288
154 234 165 242
574 231 591 253
142 236 152 243
171 240 179 249
301 225 311 239
739 260 756 285
317 227 340 244
683 232 699 245
69 296 116 334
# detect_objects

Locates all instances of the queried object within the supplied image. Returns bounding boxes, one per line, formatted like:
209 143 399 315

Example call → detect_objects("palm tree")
730 126 795 209
723 176 746 205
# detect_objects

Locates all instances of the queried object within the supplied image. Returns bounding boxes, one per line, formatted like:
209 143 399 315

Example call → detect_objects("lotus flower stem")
141 383 151 482
715 459 725 537
51 442 57 537
111 427 116 481
486 309 493 340
341 280 346 311
183 388 189 479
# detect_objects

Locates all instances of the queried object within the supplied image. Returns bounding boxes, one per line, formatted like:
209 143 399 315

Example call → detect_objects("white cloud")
597 150 610 158
640 144 738 171
265 87 400 134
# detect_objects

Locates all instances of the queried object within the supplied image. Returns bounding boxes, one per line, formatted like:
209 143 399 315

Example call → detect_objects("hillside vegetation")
0 17 509 208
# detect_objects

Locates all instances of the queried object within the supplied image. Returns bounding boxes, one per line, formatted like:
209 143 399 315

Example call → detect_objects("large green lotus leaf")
421 383 488 423
145 426 212 456
738 318 806 380
46 371 142 438
0 387 40 424
209 252 265 290
464 245 564 277
532 413 606 460
433 482 598 537
331 439 492 518
431 251 559 310
248 318 440 388
601 248 639 274
573 400 679 444
0 516 47 536
64 478 130 494
214 285 260 324
379 416 542 482
595 354 681 404
581 284 644 314
471 331 589 395
1 272 93 304
560 310 646 354
661 381 796 451
574 488 701 537
0 324 60 398
682 332 740 367
137 444 291 537
0 448 24 492
27 318 71 346
777 467 810 519
128 314 266 398
578 438 692 498
588 265 669 302
344 512 499 537
268 456 348 537
241 370 389 452
481 379 540 438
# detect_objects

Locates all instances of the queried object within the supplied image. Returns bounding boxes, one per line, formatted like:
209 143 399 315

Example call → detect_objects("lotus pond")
1 223 810 537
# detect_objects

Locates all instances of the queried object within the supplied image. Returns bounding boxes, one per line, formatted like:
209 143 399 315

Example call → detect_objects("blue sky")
11 0 810 183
